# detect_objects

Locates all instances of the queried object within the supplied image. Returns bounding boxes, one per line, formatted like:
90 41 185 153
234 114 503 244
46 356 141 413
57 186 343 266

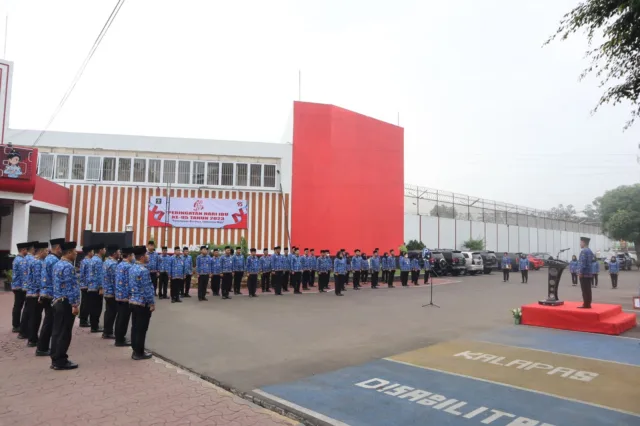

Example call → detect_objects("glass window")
263 164 276 188
133 159 146 182
236 163 248 186
148 159 161 183
206 162 219 185
86 156 101 180
55 155 70 180
37 153 54 179
118 158 132 182
177 160 190 184
192 161 204 185
102 158 116 181
250 164 262 187
163 160 176 184
221 163 233 186
71 156 85 180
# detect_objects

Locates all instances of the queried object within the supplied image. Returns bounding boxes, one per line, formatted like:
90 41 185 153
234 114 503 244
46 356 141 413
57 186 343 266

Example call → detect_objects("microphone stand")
422 267 440 308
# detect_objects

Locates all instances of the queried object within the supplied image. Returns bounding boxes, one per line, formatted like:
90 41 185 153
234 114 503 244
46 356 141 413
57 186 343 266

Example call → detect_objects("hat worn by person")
50 238 66 247
148 240 155 245
183 246 189 251
213 248 219 252
107 244 120 251
133 246 147 256
200 245 208 250
224 246 231 250
94 243 105 251
250 248 257 252
263 248 269 251
82 245 93 254
35 242 49 250
274 246 281 250
580 237 591 244
174 246 180 251
235 247 242 250
284 247 289 250
16 242 31 250
121 247 134 255
61 241 77 251
161 246 168 250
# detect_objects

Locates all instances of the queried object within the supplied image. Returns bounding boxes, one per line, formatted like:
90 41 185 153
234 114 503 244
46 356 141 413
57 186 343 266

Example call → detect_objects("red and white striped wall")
65 185 290 249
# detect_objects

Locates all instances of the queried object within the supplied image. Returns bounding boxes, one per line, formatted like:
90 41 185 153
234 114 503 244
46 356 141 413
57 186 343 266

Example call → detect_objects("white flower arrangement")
511 308 522 322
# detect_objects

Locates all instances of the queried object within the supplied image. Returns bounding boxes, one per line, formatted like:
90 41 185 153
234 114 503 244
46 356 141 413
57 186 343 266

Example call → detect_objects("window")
117 158 132 182
163 160 176 183
236 163 248 186
133 159 146 182
221 163 233 186
55 155 70 180
264 165 276 188
206 162 219 185
177 160 190 184
86 156 101 180
192 161 204 185
71 156 85 180
250 164 262 187
102 158 116 181
148 159 161 183
37 153 54 179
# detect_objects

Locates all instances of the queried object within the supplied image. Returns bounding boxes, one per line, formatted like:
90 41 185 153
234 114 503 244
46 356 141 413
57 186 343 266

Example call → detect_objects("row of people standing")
569 254 619 289
499 253 531 283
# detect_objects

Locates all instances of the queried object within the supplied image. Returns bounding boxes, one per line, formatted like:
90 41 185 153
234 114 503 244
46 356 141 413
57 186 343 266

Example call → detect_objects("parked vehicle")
527 254 544 270
617 253 633 270
497 252 522 272
438 249 467 276
478 251 497 274
462 252 484 275
428 251 448 276
531 252 553 266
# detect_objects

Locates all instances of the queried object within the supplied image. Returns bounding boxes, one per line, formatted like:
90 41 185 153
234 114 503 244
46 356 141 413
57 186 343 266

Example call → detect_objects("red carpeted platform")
521 301 637 335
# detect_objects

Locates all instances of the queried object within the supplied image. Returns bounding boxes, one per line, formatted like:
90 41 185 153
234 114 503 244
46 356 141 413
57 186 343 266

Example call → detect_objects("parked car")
462 252 484 275
478 251 497 274
527 254 544 270
438 249 467 276
531 252 553 266
617 253 633 270
428 251 449 276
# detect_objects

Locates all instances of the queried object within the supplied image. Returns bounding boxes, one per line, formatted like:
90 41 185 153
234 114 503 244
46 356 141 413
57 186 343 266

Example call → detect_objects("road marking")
253 389 351 426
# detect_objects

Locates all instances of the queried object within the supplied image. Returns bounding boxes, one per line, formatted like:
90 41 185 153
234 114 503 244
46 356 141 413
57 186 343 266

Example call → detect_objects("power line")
32 0 126 147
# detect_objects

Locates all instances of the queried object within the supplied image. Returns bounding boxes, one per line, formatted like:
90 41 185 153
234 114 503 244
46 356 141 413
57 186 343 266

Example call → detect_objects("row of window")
36 153 278 188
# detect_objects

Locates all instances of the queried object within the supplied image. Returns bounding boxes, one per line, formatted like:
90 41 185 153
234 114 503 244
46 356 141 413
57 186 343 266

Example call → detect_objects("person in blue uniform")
361 253 369 284
370 249 381 289
333 251 347 296
210 248 222 297
591 257 600 288
608 255 620 289
78 245 94 327
50 241 80 370
578 237 594 309
301 248 311 290
246 248 261 297
351 250 362 290
169 247 184 303
344 250 351 289
569 255 579 286
410 254 420 285
501 252 511 282
423 253 431 284
196 246 211 301
232 247 245 295
158 246 170 299
129 246 155 360
88 243 106 333
316 250 328 292
26 242 48 347
221 246 234 299
291 248 303 294
387 250 397 288
381 252 388 285
147 241 159 296
16 241 37 339
273 246 287 295
260 248 272 292
399 252 411 287
282 247 291 292
37 238 64 356
11 242 29 336
181 247 193 298
519 254 529 283
102 245 120 339
309 249 317 288
114 247 134 347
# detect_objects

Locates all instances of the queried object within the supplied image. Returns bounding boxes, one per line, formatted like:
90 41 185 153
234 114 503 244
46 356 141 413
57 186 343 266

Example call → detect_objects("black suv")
616 253 633 270
428 251 448 276
439 249 467 276
479 251 497 274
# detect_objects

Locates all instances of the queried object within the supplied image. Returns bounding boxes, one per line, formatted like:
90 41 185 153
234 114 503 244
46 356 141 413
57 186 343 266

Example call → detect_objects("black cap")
35 242 49 250
224 246 231 250
121 247 134 255
82 245 93 254
61 241 77 251
284 247 289 250
310 248 315 251
161 246 168 250
580 236 591 244
94 243 105 251
340 248 346 252
250 248 256 252
148 240 155 245
213 248 219 252
200 245 207 250
50 238 66 247
107 244 120 251
16 242 31 250
133 246 147 256
174 246 180 251
27 241 38 248
183 246 189 251
274 246 281 250
355 249 361 252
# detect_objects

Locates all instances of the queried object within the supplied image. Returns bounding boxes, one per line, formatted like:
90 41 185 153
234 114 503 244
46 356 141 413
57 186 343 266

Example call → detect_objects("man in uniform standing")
147 241 159 296
309 249 317 287
282 247 291 292
78 245 94 328
246 248 260 297
351 249 362 290
333 251 347 296
114 248 133 347
232 247 245 295
291 248 303 294
102 245 120 339
182 247 193 298
169 247 184 303
301 248 311 290
361 253 369 285
370 249 381 289
260 248 272 292
221 246 234 299
387 249 397 288
272 246 284 295
317 250 329 292
88 243 105 333
210 248 222 297
50 241 80 370
196 245 211 301
129 246 155 360
26 242 48 348
578 237 594 309
37 238 64 356
158 247 170 299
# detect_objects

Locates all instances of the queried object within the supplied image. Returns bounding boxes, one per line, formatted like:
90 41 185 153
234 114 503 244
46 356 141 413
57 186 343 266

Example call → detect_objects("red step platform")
521 301 637 335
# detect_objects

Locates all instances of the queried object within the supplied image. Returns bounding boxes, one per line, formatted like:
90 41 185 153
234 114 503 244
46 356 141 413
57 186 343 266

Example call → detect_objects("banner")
148 196 248 229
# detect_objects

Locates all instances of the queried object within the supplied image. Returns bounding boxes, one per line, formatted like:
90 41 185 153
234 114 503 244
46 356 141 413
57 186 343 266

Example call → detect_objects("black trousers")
503 270 510 281
26 297 41 344
401 271 409 286
382 270 388 284
12 289 26 330
130 304 151 356
387 270 395 287
233 272 243 294
571 273 578 284
273 271 283 295
411 270 419 284
610 273 618 288
318 272 328 291
171 278 183 301
593 274 599 287
79 288 89 324
37 298 53 352
302 271 310 289
150 272 158 295
345 271 350 285
579 276 592 307
335 274 345 295
521 270 528 283
283 271 290 291
87 291 102 330
159 272 169 297
222 273 233 297
103 297 117 335
424 270 430 284
290 271 300 292
261 273 271 291
211 275 221 296
50 300 74 367
115 301 131 344
353 271 361 289
371 271 379 288
198 275 209 299
310 270 316 287
183 275 192 295
362 270 369 283
248 274 258 296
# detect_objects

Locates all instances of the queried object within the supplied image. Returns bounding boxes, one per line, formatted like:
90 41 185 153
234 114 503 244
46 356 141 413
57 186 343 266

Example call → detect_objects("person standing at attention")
578 237 594 309
591 257 600 288
146 241 159 296
101 245 120 340
399 252 411 287
169 247 184 303
232 247 245 295
128 246 155 360
569 255 579 286
501 252 511 282
182 247 193 298
114 248 134 347
158 247 170 299
78 245 94 328
410 254 420 285
333 251 347 296
387 250 397 288
37 238 64 356
519 254 529 284
210 248 222 297
196 246 211 301
260 248 272 293
370 249 381 289
246 248 261 297
608 256 619 289
221 246 234 299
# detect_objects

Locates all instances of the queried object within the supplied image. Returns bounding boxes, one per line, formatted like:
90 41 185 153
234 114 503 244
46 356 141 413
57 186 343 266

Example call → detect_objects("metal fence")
405 185 601 235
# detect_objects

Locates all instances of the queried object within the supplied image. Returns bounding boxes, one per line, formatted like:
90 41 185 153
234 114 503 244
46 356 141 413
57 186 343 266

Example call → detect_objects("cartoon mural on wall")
0 145 33 181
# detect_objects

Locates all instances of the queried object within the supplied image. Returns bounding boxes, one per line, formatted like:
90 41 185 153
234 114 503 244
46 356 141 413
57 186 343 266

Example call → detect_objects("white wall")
28 213 52 242
0 213 12 250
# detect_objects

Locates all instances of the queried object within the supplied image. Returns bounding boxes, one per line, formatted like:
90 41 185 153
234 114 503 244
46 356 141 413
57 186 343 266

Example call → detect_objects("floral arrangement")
511 308 522 324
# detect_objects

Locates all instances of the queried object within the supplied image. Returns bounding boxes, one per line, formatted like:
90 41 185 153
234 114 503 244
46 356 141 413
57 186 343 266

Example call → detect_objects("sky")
2 0 638 211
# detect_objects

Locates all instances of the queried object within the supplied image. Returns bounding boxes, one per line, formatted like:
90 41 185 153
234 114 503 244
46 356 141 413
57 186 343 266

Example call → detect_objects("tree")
548 204 577 220
463 238 484 251
598 184 640 249
548 1 640 129
429 204 458 219
406 240 426 251
582 202 601 222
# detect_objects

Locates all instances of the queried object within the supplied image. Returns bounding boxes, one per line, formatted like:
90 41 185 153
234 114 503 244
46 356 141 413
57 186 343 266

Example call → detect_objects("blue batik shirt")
246 255 261 274
501 256 511 268
103 258 118 297
170 255 185 279
79 257 91 289
147 251 159 272
370 256 381 272
609 261 620 274
569 260 579 274
260 255 272 273
183 254 193 276
351 256 362 271
11 255 28 290
211 256 222 274
387 256 397 271
283 253 292 271
519 258 529 270
129 263 155 306
41 254 60 299
196 254 211 274
410 258 419 271
159 255 171 273
591 261 600 274
232 254 245 272
88 256 104 291
317 256 330 273
400 256 411 271
53 258 80 306
300 255 309 271
221 255 233 273
290 255 303 272
424 258 431 270
308 255 318 270
579 248 594 277
115 261 133 301
361 258 370 271
334 257 347 274
26 258 44 297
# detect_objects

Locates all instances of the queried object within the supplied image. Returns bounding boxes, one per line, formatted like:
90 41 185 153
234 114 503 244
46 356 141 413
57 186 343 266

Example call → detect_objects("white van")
462 252 484 275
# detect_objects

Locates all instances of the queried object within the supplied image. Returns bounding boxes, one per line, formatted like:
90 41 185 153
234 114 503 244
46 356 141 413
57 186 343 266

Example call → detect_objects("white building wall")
28 213 52 242
485 223 497 251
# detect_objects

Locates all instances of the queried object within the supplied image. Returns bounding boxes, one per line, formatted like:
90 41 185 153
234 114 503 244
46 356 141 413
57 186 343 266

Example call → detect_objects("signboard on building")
148 196 248 229
0 60 13 145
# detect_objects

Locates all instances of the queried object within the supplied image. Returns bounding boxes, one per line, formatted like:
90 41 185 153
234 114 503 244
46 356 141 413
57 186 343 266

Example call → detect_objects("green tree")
463 238 484 251
548 204 577 220
406 240 425 251
598 184 640 248
582 202 601 222
548 1 640 129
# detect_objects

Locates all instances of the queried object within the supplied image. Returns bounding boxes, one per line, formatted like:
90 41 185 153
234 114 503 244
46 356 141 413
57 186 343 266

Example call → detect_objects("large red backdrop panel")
291 101 404 254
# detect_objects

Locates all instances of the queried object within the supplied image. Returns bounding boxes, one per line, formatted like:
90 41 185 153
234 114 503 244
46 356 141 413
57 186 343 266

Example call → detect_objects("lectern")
538 259 568 306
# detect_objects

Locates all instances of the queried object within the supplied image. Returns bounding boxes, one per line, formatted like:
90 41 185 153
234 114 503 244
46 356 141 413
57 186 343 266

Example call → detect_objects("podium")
538 260 568 306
